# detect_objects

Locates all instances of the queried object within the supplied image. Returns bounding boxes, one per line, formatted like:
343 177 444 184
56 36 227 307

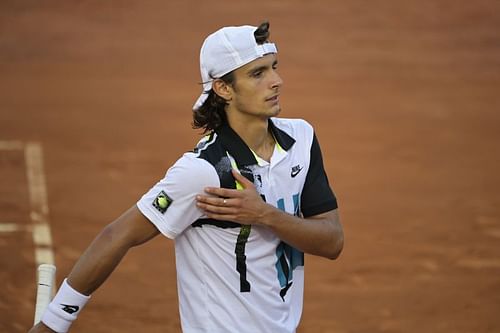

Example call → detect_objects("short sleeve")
300 133 338 218
136 154 220 239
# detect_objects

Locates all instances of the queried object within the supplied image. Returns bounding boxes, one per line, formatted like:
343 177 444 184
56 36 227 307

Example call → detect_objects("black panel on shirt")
192 218 240 229
196 134 238 190
215 119 295 167
300 133 338 218
191 125 253 229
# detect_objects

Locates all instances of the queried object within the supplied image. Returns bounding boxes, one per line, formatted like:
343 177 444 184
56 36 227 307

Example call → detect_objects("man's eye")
252 71 262 77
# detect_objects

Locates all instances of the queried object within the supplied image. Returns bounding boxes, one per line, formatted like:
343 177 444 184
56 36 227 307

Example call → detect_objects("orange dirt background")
1 1 500 332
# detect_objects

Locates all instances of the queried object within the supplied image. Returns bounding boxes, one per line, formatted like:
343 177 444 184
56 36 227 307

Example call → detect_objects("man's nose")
270 70 283 89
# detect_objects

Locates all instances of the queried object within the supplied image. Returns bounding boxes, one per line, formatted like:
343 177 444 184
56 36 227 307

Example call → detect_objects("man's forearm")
30 207 159 333
262 208 343 260
196 170 344 259
66 206 159 295
67 223 131 295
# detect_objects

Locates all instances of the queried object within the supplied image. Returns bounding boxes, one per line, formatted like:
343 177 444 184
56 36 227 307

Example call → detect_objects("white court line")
24 142 55 267
0 142 28 234
0 223 25 232
0 140 24 150
33 224 53 246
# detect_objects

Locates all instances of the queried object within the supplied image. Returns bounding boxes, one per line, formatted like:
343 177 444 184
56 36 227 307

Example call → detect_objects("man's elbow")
326 230 344 260
323 209 344 260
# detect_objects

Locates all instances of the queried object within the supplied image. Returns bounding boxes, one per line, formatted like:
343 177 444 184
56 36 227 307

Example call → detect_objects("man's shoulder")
271 116 310 126
172 151 217 174
271 117 314 142
186 132 229 169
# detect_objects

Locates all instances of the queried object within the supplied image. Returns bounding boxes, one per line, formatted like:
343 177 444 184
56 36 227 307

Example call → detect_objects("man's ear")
212 79 233 102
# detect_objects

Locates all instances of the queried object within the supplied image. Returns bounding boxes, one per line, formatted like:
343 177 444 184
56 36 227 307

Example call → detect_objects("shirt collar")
215 118 296 167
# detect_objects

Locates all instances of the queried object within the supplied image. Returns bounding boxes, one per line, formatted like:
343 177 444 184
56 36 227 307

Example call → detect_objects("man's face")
228 53 283 119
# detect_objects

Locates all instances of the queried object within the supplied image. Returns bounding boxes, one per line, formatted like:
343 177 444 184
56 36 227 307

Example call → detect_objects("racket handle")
34 264 56 325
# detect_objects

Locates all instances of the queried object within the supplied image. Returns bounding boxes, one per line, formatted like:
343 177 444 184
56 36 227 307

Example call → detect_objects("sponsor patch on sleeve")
152 190 173 214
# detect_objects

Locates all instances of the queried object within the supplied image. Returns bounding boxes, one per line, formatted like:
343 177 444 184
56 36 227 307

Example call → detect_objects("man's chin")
270 106 281 117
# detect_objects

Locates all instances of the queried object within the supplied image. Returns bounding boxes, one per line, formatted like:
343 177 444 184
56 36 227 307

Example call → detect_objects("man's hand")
196 169 275 225
196 169 343 259
28 322 55 332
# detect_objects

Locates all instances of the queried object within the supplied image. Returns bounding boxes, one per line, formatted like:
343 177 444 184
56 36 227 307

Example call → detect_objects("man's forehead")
237 53 278 73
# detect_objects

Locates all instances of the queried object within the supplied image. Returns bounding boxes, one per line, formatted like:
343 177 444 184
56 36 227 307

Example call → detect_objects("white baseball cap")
192 24 278 110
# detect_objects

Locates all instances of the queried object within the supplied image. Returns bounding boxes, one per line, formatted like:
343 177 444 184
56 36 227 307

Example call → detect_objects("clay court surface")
1 1 499 332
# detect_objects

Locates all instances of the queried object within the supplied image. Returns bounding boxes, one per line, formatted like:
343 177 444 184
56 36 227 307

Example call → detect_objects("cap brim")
192 92 209 111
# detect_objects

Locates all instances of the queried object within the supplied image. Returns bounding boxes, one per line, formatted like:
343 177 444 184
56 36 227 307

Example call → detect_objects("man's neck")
227 115 275 162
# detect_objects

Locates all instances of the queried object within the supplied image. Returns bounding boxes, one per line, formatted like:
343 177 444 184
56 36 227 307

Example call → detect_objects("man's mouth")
266 94 280 102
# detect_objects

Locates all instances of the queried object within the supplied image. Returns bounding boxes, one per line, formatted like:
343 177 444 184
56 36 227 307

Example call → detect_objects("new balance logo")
61 304 80 314
291 165 303 178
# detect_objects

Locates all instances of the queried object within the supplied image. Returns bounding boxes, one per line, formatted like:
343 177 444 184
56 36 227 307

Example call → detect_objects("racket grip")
34 264 56 325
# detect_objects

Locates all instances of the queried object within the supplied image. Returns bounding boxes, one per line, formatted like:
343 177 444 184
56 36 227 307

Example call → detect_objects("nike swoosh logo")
291 167 303 178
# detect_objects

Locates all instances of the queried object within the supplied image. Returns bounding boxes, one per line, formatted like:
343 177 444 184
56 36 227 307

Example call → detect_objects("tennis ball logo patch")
152 191 173 214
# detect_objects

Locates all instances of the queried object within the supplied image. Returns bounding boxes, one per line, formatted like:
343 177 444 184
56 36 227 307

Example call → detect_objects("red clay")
1 1 499 332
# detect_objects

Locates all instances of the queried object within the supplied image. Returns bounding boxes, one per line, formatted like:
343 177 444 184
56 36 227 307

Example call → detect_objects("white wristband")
41 278 91 333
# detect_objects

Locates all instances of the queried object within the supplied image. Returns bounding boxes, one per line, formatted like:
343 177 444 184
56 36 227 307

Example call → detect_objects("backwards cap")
192 24 278 110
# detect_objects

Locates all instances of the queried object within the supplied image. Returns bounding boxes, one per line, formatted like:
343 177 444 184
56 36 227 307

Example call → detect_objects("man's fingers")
232 169 254 187
196 200 237 214
197 195 235 206
203 170 255 197
204 186 243 198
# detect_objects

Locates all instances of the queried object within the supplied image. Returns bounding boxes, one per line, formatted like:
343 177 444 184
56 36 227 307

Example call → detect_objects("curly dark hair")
192 21 271 133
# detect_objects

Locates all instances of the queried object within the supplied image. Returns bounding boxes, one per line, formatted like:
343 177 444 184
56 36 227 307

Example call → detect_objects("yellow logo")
153 191 172 214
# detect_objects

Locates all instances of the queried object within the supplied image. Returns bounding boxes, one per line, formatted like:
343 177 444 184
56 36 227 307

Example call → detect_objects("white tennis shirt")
137 118 337 333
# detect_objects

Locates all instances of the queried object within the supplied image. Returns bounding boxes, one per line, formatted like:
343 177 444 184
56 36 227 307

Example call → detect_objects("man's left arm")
196 169 344 260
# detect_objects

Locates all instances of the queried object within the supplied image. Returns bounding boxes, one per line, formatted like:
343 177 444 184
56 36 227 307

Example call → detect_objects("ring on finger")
223 199 227 205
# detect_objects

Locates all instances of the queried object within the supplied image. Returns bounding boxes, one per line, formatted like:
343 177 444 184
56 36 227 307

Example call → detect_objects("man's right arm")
29 205 160 332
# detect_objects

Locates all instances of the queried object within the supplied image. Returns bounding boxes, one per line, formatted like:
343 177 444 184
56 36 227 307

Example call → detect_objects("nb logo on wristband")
60 304 80 314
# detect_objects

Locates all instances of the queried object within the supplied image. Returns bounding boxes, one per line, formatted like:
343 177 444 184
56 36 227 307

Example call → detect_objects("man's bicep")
110 205 161 247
